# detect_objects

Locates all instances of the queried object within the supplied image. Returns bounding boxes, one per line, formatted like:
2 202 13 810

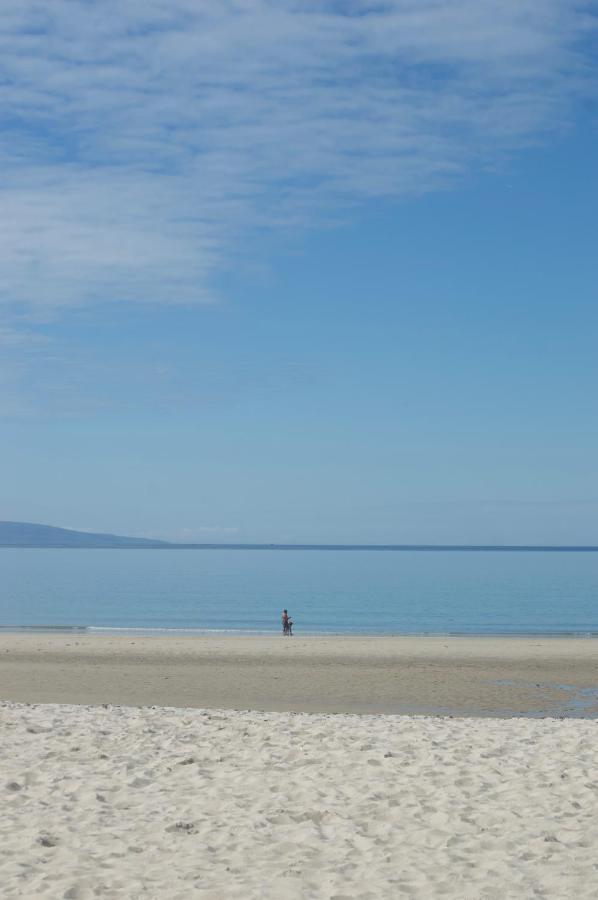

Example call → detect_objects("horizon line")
2 542 598 552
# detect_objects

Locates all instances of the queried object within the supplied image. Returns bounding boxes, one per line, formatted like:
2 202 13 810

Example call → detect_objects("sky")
1 0 597 544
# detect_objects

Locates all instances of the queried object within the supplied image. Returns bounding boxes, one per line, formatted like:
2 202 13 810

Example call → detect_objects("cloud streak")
0 0 595 318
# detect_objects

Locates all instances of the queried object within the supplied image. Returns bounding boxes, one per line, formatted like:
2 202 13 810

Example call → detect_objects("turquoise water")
1 548 597 635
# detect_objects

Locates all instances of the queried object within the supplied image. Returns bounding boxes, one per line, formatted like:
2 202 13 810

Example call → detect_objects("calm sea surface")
1 548 597 635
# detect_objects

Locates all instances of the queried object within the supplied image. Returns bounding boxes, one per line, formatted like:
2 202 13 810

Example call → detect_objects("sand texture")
1 634 597 717
2 700 597 899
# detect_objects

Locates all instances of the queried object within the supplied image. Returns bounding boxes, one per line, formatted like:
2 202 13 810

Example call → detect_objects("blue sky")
1 1 597 543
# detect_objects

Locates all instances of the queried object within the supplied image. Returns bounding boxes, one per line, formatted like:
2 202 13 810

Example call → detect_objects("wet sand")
1 633 596 716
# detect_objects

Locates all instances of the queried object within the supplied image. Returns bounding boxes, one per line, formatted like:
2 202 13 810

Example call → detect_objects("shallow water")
1 548 597 635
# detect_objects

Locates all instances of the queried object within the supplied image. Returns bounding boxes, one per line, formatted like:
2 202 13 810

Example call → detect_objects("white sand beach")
1 636 597 898
2 699 597 899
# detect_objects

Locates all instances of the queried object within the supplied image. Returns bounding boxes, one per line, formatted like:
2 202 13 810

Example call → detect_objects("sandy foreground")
1 636 597 898
1 700 597 899
0 633 597 716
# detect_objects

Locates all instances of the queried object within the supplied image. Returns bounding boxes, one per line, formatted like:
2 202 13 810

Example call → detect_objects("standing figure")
281 608 289 635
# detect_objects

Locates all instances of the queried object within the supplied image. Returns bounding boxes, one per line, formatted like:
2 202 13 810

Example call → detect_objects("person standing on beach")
281 609 289 635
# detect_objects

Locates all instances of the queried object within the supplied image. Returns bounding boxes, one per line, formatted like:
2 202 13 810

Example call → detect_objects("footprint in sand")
128 776 152 788
63 885 92 900
165 821 197 834
37 833 60 847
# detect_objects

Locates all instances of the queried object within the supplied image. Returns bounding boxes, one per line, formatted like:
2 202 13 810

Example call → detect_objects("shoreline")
1 633 597 717
2 625 598 637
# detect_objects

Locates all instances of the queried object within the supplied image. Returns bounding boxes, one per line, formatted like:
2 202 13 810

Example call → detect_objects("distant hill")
0 521 171 548
1 521 596 551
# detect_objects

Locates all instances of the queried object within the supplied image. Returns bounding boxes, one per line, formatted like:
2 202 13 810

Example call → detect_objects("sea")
1 548 597 636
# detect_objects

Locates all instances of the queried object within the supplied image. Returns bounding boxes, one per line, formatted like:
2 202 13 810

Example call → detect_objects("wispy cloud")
0 325 47 347
0 0 594 320
174 526 241 539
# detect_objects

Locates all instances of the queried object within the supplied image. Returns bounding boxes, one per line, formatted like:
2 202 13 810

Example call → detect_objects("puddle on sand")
489 680 598 719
